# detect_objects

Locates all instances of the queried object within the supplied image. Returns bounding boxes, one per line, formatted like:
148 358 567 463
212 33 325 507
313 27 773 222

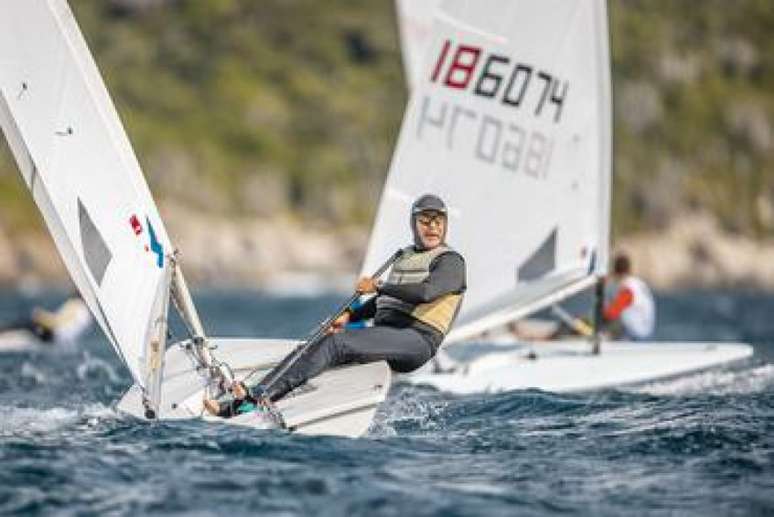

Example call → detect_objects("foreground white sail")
0 0 174 391
371 0 753 393
0 0 388 437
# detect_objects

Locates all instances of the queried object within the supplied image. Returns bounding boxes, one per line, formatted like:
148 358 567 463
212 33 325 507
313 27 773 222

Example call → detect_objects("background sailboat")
366 0 753 394
0 0 389 437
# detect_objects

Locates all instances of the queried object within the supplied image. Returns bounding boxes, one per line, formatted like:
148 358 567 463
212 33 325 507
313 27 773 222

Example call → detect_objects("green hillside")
610 0 774 237
1 0 772 240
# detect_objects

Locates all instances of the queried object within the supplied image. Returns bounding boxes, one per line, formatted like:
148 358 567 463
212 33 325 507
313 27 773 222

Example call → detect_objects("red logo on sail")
129 215 142 235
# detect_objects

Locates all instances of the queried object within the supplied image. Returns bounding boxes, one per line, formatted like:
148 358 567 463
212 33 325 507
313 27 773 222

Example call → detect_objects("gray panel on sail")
78 199 112 285
517 228 556 282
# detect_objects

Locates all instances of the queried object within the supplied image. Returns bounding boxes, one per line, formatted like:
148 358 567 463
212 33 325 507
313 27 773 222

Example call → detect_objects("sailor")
204 194 466 417
603 252 656 340
0 292 92 344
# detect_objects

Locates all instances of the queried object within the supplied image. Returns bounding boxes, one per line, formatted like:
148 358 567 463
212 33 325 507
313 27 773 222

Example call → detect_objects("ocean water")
0 289 772 516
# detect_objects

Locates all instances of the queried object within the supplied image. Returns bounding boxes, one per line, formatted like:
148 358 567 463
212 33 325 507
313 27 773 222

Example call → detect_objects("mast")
591 276 605 355
590 0 612 355
142 259 173 418
170 258 206 340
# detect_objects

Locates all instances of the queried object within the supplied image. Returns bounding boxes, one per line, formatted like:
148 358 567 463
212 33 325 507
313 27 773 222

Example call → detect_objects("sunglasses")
416 213 446 227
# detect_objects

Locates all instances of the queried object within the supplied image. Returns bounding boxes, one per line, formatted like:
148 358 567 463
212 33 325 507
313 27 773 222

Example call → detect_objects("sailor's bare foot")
203 398 221 415
231 381 248 400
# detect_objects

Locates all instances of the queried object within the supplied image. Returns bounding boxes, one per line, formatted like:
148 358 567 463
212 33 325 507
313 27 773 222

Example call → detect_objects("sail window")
78 199 112 285
517 228 557 282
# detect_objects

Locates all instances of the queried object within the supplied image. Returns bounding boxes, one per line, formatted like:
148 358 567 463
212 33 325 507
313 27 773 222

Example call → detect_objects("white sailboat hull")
0 329 41 352
406 341 753 395
117 338 391 439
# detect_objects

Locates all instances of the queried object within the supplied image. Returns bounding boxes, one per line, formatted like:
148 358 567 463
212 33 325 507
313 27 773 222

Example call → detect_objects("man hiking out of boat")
0 292 92 345
603 252 655 340
204 194 466 418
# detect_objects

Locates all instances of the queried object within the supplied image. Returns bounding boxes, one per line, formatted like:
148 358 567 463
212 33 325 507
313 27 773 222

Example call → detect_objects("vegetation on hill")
1 0 772 242
610 0 774 238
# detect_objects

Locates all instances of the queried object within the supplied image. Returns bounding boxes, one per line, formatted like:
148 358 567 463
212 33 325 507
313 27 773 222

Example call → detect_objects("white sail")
395 0 444 89
364 0 612 341
0 0 174 386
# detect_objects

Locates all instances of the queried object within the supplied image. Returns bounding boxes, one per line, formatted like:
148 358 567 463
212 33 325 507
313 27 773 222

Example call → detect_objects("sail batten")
0 0 175 386
368 0 612 336
395 0 444 89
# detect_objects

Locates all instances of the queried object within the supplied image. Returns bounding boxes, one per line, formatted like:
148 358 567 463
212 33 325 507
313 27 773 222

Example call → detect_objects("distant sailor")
205 194 466 417
603 252 656 340
0 292 92 344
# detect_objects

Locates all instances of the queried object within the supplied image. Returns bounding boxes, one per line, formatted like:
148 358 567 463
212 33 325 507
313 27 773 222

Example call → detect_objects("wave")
76 352 122 384
627 363 774 396
0 403 118 436
20 361 48 385
370 385 449 437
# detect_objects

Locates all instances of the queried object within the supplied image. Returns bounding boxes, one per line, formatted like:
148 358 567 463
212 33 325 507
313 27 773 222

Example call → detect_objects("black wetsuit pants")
255 326 434 402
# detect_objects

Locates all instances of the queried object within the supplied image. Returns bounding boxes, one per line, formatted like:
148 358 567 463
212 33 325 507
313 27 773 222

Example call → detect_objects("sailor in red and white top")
604 252 656 340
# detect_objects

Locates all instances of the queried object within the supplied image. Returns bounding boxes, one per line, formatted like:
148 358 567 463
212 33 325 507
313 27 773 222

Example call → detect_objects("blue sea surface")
0 289 772 516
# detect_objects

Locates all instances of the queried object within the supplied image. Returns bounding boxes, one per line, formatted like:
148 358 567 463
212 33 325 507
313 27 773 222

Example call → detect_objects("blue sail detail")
146 217 164 268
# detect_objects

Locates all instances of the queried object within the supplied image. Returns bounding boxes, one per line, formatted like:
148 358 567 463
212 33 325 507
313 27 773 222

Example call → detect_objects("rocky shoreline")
1 208 772 292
